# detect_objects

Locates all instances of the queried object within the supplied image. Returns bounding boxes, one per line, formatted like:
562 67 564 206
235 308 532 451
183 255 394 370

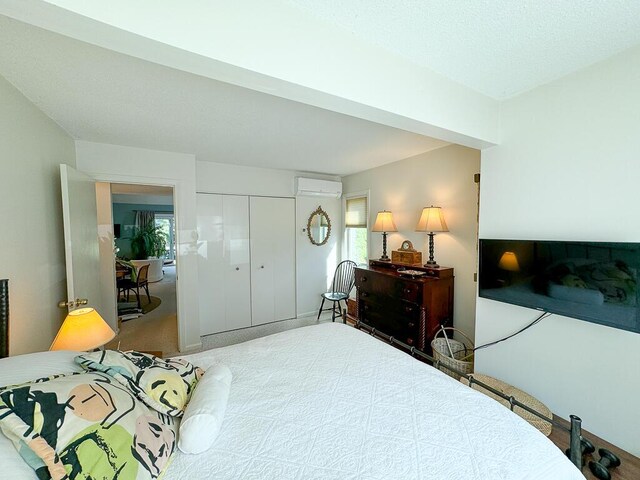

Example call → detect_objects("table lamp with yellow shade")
50 307 116 351
415 205 448 268
498 251 521 286
498 251 521 272
371 210 398 262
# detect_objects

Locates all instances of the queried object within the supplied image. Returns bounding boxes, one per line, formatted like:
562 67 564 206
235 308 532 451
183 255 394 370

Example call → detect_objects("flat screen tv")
479 239 640 333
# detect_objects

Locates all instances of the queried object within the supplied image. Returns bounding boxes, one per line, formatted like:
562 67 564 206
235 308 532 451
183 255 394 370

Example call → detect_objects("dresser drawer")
398 282 420 303
358 299 420 336
357 270 422 304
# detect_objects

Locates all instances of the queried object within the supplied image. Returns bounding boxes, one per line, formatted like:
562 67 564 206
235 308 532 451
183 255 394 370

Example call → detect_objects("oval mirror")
307 206 331 246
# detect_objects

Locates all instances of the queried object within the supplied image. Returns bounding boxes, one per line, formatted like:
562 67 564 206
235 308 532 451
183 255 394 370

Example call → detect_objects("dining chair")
317 260 357 323
118 264 151 309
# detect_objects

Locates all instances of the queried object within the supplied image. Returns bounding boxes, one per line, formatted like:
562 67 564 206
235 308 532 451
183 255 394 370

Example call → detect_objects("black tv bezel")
478 238 640 334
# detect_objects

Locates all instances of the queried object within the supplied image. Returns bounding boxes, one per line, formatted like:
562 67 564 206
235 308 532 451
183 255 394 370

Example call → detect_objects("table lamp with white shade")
371 210 397 262
415 205 449 268
50 307 116 351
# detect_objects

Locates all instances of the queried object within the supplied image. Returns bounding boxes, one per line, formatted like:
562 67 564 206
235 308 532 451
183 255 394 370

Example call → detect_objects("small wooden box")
391 250 422 265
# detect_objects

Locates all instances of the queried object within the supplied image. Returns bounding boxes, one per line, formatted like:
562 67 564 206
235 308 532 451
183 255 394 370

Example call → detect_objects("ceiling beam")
1 0 500 148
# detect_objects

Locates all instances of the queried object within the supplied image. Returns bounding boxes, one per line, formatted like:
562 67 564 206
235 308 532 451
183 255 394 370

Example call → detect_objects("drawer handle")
408 322 415 328
235 267 239 271
404 288 412 294
362 292 369 298
361 277 367 282
363 305 370 311
407 338 414 345
405 306 413 312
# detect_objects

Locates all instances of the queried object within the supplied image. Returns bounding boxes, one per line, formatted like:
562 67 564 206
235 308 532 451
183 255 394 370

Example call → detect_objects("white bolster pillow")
178 363 232 454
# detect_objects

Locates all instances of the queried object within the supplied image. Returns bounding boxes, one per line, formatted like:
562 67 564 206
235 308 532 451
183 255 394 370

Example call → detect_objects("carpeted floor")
107 265 179 356
107 264 337 357
199 312 334 351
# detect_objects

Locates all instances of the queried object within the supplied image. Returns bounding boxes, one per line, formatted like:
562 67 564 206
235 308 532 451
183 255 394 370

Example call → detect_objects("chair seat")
117 279 136 289
322 292 348 301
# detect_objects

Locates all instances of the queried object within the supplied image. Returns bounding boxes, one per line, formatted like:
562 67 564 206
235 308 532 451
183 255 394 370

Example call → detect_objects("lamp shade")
50 308 116 351
415 206 449 232
498 251 521 272
371 210 398 232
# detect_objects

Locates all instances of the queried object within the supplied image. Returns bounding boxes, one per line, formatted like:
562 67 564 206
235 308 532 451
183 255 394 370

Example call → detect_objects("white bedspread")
169 323 583 480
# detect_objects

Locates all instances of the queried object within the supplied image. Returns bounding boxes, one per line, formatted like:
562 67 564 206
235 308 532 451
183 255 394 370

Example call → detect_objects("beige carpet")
200 312 334 351
107 265 178 357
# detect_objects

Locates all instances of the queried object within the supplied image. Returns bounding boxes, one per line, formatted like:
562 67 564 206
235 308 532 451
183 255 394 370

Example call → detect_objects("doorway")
106 183 179 356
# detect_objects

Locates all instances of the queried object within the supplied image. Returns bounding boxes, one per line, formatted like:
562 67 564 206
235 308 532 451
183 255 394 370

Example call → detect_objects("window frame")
155 212 176 260
342 190 370 266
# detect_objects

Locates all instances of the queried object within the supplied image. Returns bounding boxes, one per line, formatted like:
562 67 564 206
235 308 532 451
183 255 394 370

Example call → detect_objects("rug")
118 296 162 316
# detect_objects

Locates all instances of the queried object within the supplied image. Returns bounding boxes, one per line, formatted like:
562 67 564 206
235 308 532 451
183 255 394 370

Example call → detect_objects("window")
345 195 368 265
155 213 176 260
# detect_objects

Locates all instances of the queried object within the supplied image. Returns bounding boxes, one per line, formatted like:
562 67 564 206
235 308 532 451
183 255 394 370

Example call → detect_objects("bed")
1 322 583 479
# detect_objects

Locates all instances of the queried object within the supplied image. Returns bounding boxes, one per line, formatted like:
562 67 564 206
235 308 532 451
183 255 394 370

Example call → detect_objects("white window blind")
345 196 368 228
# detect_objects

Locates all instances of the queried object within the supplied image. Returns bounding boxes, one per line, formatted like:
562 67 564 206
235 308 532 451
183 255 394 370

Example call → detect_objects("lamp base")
379 231 391 262
425 232 439 268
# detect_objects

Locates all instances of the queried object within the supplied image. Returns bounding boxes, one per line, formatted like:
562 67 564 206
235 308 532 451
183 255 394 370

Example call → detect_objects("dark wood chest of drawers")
355 260 454 351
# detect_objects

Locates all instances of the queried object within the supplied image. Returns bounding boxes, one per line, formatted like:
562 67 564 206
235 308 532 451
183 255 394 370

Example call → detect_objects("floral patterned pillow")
0 372 177 480
76 351 204 417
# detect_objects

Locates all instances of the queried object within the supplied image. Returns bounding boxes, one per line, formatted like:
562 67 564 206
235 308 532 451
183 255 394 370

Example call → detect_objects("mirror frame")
307 206 331 246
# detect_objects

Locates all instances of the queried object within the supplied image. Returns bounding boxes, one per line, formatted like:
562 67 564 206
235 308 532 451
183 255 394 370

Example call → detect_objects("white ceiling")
286 0 640 99
0 16 448 176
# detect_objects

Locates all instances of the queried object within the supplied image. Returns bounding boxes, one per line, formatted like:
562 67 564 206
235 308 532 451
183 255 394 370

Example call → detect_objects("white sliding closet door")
197 194 251 335
250 197 296 326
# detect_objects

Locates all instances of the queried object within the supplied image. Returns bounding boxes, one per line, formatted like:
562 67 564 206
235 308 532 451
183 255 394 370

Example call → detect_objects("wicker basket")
431 327 474 380
460 374 553 436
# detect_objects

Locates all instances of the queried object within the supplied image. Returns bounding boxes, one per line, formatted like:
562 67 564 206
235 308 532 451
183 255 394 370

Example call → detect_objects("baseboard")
181 341 202 354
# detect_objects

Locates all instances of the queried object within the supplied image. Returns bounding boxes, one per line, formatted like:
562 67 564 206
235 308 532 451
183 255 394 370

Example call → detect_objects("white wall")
0 74 76 355
95 182 117 331
478 44 640 455
342 145 480 338
196 161 341 318
75 141 201 352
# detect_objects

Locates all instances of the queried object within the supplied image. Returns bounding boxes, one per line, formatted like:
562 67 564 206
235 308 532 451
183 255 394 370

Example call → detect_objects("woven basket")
460 374 553 436
430 327 474 380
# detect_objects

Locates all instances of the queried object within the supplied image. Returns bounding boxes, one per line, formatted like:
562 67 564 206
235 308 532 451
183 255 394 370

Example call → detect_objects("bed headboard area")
0 279 8 358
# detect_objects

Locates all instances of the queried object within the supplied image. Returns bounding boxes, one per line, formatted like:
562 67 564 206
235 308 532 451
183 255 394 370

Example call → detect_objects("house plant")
130 224 168 260
129 224 169 282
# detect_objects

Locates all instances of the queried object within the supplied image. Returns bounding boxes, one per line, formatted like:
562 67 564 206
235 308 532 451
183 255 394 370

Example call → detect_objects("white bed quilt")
169 323 583 480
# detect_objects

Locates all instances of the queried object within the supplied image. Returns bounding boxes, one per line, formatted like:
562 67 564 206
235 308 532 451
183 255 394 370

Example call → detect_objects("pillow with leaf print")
0 371 177 480
76 350 204 417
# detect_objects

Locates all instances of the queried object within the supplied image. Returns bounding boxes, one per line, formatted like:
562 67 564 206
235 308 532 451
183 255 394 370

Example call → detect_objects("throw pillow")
0 372 176 480
76 350 204 417
576 261 637 305
178 363 232 454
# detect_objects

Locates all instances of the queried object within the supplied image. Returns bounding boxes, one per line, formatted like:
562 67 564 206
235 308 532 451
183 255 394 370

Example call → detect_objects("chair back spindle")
331 260 357 296
318 260 357 322
137 264 150 285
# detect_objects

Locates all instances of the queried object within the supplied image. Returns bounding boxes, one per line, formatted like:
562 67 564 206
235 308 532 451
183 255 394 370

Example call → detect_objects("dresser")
355 260 454 351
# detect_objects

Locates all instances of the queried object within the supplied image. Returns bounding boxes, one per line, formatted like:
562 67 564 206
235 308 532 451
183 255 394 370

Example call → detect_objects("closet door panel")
197 194 251 335
271 198 296 321
250 197 275 326
250 197 295 326
222 195 251 331
197 194 224 335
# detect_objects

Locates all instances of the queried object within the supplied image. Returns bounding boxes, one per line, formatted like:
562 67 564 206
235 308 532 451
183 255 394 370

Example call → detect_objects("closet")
197 194 296 335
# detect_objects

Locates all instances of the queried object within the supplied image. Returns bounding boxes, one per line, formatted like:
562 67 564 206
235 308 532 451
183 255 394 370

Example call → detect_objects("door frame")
84 172 184 351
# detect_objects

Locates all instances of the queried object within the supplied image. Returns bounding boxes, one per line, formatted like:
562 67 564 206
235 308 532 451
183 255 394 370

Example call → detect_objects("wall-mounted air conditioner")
295 177 342 198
